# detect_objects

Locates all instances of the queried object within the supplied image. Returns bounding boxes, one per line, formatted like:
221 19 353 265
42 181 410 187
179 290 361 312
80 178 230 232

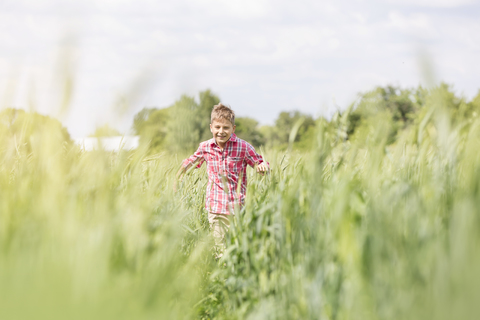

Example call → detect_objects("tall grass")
1 85 480 319
0 133 206 319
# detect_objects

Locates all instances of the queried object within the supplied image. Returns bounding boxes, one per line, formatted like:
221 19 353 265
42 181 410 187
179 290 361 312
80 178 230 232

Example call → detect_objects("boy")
177 104 269 253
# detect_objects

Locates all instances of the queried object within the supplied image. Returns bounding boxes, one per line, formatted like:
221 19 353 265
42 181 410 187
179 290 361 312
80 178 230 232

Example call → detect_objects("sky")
0 0 479 138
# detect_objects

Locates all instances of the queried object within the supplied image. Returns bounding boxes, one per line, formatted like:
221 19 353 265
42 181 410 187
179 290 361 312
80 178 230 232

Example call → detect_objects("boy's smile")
210 118 236 149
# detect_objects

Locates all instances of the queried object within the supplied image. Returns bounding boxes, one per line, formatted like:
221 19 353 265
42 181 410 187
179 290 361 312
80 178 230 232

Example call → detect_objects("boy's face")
210 118 236 147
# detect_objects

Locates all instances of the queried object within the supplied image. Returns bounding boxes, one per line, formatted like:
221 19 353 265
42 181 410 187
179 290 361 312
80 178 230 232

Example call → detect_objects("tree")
89 124 121 137
197 90 220 141
266 111 315 149
133 107 156 136
133 107 170 153
345 85 422 142
166 95 199 153
379 86 418 123
470 90 480 110
234 117 264 148
131 89 221 154
0 108 72 154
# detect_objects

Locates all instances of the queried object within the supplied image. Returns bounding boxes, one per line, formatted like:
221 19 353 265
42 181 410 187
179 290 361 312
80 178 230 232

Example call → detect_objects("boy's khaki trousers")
208 212 231 256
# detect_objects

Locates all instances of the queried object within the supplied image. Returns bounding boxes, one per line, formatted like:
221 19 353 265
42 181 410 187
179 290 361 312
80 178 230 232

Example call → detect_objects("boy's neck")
217 141 226 150
217 138 232 150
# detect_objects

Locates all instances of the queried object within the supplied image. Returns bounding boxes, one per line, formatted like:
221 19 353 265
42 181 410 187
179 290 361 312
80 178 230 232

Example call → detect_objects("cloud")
0 0 479 137
386 0 478 8
191 0 270 19
387 11 439 39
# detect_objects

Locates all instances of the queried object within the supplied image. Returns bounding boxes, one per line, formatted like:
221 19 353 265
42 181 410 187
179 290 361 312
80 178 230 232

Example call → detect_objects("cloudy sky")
1 0 479 138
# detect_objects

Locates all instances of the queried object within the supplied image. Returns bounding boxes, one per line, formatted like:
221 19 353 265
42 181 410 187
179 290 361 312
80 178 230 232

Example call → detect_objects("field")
1 87 480 319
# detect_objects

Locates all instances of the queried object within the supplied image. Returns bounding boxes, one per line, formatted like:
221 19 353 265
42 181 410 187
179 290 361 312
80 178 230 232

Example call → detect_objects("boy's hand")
256 162 269 176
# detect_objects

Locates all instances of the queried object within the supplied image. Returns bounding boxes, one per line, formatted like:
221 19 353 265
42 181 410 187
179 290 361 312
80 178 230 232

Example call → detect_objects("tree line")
132 84 480 154
1 83 479 154
132 89 317 154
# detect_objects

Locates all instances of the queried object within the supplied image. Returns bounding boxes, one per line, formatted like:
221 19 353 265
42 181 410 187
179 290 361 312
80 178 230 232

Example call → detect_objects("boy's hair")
211 103 235 125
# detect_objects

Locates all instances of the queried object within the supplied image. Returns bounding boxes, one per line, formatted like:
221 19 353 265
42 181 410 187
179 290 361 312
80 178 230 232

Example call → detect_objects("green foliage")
132 90 220 155
132 91 317 152
134 107 171 153
343 83 476 147
132 84 478 155
0 136 206 319
4 85 480 319
275 111 316 145
195 85 480 319
0 108 71 153
166 90 220 154
167 95 204 154
133 107 156 135
89 124 122 137
260 111 316 150
470 89 480 110
234 117 265 148
198 89 221 141
345 85 421 143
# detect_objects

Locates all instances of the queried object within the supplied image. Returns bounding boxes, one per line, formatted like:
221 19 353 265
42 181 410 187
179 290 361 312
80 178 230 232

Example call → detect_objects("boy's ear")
233 125 236 132
210 123 213 133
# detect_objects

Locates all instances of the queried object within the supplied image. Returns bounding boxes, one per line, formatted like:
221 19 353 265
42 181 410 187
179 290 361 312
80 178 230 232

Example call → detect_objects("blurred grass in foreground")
1 84 480 319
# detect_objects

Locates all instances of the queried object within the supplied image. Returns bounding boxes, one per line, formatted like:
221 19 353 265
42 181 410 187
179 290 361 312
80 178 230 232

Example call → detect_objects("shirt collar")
209 133 238 146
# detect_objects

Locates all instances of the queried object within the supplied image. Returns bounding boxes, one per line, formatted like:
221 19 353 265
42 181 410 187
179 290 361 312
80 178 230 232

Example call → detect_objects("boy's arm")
174 144 205 191
245 143 269 175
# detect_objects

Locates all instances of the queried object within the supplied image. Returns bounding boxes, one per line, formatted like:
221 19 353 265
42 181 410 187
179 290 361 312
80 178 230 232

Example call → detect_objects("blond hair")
211 103 235 125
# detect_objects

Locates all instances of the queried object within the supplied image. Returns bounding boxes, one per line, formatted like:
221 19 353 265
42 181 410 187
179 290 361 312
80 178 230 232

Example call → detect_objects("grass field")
1 87 480 319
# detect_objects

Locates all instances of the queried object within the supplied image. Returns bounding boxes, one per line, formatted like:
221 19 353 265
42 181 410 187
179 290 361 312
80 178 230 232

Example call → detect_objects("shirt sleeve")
182 144 205 169
245 142 268 168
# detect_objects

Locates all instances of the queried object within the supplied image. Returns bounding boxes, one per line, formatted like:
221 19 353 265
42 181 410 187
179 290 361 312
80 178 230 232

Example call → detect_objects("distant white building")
75 136 140 152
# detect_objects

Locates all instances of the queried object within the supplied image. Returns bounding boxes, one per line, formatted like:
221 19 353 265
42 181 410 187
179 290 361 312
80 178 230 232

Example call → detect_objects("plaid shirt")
182 133 267 214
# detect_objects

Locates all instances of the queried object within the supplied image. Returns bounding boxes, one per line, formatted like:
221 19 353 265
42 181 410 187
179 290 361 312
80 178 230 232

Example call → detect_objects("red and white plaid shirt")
182 133 267 214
